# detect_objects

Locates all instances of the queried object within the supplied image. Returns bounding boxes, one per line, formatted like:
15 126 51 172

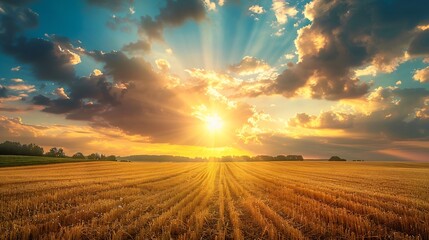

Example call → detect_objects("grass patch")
0 155 101 167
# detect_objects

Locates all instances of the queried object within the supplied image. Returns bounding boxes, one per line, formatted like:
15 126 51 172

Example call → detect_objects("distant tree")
106 155 116 161
57 148 66 158
72 152 85 159
0 141 44 156
46 147 66 158
329 156 346 161
87 153 101 160
275 155 288 161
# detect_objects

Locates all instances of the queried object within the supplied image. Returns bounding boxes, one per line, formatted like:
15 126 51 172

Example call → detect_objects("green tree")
72 152 85 159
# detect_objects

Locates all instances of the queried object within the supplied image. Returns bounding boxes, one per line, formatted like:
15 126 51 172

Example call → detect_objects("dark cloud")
289 112 354 129
86 0 133 12
409 30 429 55
0 85 8 98
357 88 429 140
290 87 429 140
0 4 38 43
122 39 151 53
139 0 206 41
262 0 429 100
3 37 77 82
32 94 51 105
0 3 79 84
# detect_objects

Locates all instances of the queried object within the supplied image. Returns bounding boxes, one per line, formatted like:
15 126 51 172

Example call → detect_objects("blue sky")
1 0 429 160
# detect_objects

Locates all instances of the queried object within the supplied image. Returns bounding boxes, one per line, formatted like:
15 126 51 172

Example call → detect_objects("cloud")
11 78 24 83
289 112 354 129
139 0 206 41
22 49 251 145
54 87 70 100
122 39 151 53
155 59 171 72
413 66 429 83
0 85 7 98
32 94 51 105
11 66 21 71
166 48 173 55
284 54 294 60
85 0 133 12
186 68 240 90
249 5 265 15
243 133 429 161
408 30 429 56
261 0 429 100
290 87 429 140
204 0 216 11
229 56 271 76
271 0 297 25
6 84 36 92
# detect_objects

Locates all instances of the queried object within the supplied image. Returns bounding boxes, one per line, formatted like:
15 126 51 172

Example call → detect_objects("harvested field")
1 161 428 239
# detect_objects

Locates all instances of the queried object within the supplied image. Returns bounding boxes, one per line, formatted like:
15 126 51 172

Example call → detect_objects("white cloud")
413 66 429 83
7 84 36 93
155 59 171 72
249 5 265 14
11 66 21 72
92 69 103 77
129 7 135 14
272 0 298 25
11 78 24 83
204 0 217 11
285 53 295 59
355 65 378 77
166 48 173 55
55 87 70 99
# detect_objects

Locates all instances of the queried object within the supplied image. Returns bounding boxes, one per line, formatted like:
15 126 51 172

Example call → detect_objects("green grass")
0 155 101 167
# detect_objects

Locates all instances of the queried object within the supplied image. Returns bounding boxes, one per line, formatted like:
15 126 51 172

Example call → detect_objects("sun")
205 114 224 132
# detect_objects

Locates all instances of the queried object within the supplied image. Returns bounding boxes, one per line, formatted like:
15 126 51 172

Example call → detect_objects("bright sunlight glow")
205 114 224 132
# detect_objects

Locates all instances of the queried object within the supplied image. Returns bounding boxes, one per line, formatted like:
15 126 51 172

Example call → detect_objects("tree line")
0 141 116 160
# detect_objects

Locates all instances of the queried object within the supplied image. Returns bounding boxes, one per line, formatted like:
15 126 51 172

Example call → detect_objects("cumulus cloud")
259 0 429 100
289 111 354 129
271 0 297 25
7 84 36 92
413 66 429 83
11 78 24 83
55 87 70 99
0 114 152 156
139 0 206 41
122 39 151 53
0 5 79 83
155 59 171 72
408 30 429 56
229 56 271 76
290 87 429 140
249 5 265 15
166 48 173 55
284 54 294 60
186 68 240 90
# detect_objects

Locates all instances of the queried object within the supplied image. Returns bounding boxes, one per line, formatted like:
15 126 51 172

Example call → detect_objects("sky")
0 0 429 161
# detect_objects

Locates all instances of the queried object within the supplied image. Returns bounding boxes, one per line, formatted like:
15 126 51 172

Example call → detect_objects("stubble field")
1 161 428 239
